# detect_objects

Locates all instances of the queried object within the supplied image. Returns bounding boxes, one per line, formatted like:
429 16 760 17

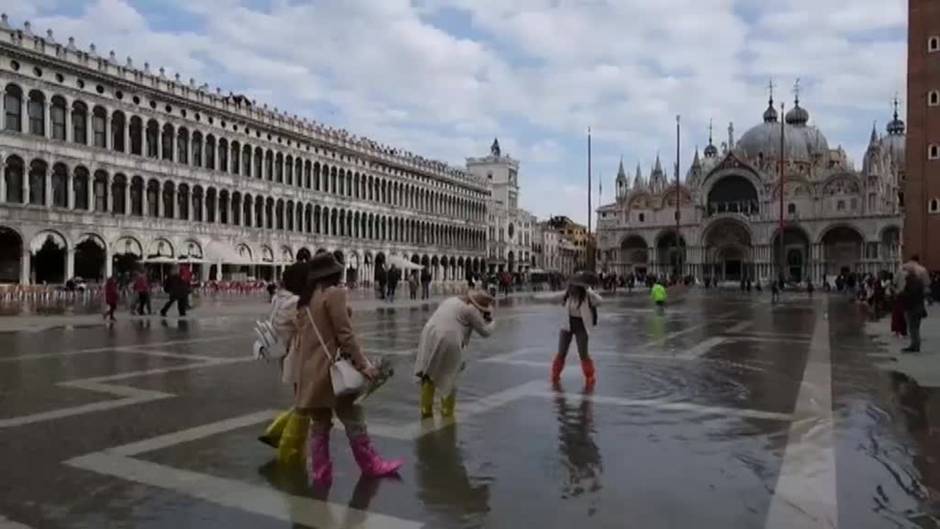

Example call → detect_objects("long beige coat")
413 297 494 396
291 286 369 411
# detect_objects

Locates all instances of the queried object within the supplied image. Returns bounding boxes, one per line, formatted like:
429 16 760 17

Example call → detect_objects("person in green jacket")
651 279 667 310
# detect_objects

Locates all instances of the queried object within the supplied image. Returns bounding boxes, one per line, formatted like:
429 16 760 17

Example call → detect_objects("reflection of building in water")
597 92 904 283
554 391 603 504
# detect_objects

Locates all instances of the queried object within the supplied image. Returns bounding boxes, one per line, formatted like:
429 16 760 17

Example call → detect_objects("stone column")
104 246 113 278
66 248 75 280
0 160 6 203
156 189 164 218
64 99 71 142
104 109 111 151
200 263 210 283
124 184 131 216
20 249 30 285
156 123 163 160
66 171 74 209
22 168 30 205
43 98 51 139
86 178 94 212
124 122 130 154
44 167 52 207
106 174 113 213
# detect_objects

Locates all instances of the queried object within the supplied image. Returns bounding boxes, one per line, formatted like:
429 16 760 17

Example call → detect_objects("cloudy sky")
3 0 906 224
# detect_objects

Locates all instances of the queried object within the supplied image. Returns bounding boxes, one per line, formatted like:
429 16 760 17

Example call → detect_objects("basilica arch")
619 234 649 276
770 225 811 283
820 225 864 276
705 174 760 217
702 218 753 282
655 230 687 278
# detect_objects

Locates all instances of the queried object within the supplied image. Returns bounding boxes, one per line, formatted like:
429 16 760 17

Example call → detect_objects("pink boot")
308 429 333 488
349 434 403 477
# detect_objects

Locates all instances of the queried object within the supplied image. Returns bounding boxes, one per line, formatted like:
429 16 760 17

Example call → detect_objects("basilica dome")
737 100 830 167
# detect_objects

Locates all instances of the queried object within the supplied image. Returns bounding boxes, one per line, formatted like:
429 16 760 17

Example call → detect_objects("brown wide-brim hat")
307 252 344 281
465 289 495 314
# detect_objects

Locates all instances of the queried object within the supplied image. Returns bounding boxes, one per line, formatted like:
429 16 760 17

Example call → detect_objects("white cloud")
0 0 907 224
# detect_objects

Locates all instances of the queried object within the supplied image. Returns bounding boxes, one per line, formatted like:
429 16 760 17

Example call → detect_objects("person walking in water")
288 253 402 488
160 266 189 317
133 270 151 315
545 271 603 387
103 275 119 321
256 262 310 465
414 290 496 418
650 277 667 312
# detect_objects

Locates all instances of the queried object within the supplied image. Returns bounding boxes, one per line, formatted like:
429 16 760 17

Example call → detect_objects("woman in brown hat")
286 252 402 488
414 289 496 418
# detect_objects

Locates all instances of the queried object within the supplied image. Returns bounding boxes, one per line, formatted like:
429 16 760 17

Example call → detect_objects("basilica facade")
0 18 489 286
597 95 904 284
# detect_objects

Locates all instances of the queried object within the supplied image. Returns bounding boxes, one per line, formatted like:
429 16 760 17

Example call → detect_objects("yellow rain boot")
441 390 457 419
277 412 309 466
420 379 436 419
258 410 292 448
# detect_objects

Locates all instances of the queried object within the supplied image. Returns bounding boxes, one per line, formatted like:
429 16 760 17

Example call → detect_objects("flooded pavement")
0 290 938 528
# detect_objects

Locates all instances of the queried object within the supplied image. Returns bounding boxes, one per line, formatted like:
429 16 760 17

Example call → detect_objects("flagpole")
587 127 594 272
675 115 681 279
778 102 786 283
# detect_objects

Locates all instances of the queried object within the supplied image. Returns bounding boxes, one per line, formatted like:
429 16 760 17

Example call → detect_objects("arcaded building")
0 18 489 286
597 94 904 283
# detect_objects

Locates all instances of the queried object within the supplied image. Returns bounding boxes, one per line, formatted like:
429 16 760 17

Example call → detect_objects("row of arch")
0 225 487 285
3 82 486 222
0 155 486 251
612 219 901 281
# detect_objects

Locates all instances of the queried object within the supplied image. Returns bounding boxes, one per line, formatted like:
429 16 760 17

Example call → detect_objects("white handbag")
305 308 366 396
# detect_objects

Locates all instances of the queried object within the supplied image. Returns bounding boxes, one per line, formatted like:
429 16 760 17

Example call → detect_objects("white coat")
414 296 494 396
539 288 603 335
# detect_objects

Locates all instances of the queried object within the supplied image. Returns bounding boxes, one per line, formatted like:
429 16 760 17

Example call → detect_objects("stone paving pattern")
0 289 937 528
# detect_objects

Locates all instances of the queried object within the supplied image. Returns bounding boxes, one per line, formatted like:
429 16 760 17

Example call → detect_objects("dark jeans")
558 317 589 360
104 303 116 320
136 292 151 315
161 296 187 317
421 282 430 299
907 310 923 350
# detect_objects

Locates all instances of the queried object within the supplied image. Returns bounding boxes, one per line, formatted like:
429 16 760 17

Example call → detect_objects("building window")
930 36 940 53
638 213 645 222
837 200 845 211
92 107 106 148
787 203 796 214
930 144 940 160
930 198 940 214
3 84 22 132
71 102 88 144
50 96 66 140
27 90 44 136
930 90 940 107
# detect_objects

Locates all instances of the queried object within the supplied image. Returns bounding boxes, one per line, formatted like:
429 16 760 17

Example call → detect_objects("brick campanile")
904 0 940 269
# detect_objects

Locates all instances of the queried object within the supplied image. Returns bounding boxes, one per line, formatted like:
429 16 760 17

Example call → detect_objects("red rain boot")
551 354 565 383
349 434 403 477
581 357 596 387
308 429 333 488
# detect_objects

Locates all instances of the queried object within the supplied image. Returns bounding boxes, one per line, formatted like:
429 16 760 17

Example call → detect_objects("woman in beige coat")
414 290 495 418
288 252 402 488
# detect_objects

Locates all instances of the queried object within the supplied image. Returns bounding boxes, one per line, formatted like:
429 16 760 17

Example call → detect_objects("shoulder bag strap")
305 307 335 363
